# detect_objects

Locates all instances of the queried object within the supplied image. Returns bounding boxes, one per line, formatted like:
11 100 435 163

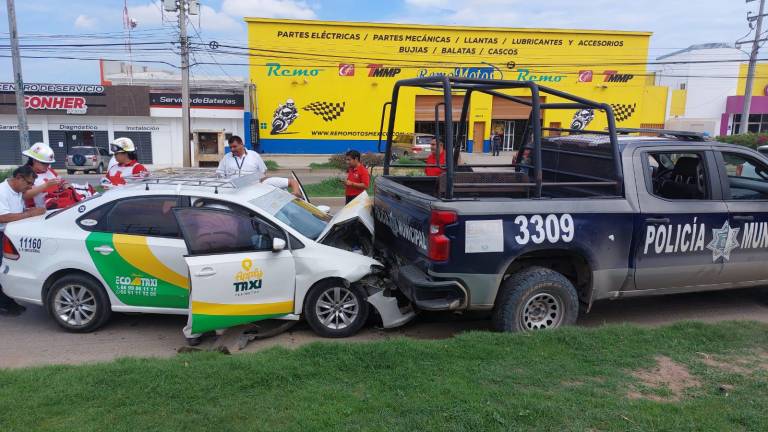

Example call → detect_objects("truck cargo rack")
379 77 623 200
615 128 707 141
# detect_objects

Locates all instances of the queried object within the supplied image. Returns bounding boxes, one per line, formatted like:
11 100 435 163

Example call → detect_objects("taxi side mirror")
272 237 286 252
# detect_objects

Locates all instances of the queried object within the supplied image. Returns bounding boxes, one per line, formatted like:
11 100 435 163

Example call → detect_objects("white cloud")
222 0 317 20
128 1 166 27
74 14 97 30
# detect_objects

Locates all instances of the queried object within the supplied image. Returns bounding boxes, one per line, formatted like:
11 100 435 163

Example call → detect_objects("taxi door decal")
191 300 294 334
86 232 188 308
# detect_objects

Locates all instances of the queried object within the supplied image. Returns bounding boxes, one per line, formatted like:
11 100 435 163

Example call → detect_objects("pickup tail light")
87 155 96 160
428 210 457 261
3 237 19 260
412 147 421 153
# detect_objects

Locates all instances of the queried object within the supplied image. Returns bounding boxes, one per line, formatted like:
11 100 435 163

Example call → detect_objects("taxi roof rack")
615 128 707 141
134 169 262 193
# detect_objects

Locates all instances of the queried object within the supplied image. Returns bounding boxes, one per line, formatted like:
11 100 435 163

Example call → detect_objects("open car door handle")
195 268 216 277
93 245 114 255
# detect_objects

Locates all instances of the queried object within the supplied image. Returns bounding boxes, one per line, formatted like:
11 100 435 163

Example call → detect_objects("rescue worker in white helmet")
21 142 66 208
102 137 149 187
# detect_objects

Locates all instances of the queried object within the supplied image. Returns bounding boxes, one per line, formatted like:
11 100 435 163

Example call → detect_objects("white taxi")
0 174 406 337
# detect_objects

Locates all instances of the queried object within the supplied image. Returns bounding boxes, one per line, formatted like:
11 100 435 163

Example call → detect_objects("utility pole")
163 0 196 166
6 0 30 149
179 0 191 167
740 0 766 134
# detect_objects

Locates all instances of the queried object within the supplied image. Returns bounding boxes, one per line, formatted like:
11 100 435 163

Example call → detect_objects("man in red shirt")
344 150 370 204
425 138 446 176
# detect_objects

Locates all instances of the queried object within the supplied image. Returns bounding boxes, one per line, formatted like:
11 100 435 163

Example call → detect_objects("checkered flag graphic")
303 101 346 122
610 103 637 122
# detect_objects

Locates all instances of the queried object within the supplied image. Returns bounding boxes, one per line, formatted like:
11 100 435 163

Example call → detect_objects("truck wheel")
492 266 578 332
304 281 369 338
46 274 111 333
67 170 75 175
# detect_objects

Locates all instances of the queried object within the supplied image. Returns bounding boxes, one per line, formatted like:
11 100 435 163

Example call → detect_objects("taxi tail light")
3 237 19 260
428 210 457 261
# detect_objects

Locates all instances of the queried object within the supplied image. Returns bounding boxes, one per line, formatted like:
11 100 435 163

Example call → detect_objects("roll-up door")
0 131 43 166
415 95 467 122
47 130 67 168
114 131 153 164
491 96 533 119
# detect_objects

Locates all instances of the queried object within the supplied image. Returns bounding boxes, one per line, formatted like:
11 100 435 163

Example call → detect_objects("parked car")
0 174 411 337
375 77 768 332
66 146 111 174
391 133 434 160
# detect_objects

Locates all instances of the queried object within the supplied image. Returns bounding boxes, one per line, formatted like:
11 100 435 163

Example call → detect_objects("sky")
0 0 761 84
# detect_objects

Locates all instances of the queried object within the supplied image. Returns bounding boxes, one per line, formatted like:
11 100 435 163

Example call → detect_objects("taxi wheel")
46 274 111 333
305 281 369 338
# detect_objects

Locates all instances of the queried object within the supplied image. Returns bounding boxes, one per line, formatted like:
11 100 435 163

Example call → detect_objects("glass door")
503 121 515 151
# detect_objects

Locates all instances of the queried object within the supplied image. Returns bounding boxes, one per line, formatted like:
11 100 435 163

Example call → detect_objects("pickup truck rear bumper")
396 265 468 311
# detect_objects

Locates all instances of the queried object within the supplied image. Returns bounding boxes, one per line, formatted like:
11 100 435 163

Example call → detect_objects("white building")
102 61 252 168
655 43 747 136
0 62 250 169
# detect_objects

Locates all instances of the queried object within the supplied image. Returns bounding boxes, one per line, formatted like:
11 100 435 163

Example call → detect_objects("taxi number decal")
18 237 42 253
514 214 574 245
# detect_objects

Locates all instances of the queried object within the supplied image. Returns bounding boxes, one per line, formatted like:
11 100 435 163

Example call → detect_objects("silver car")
391 133 434 160
66 146 111 174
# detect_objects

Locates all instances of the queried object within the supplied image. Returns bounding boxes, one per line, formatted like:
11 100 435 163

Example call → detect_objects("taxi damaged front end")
315 193 415 328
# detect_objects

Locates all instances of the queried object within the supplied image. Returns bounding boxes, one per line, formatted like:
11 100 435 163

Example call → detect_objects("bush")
320 152 385 172
715 133 768 150
0 169 12 183
264 160 280 170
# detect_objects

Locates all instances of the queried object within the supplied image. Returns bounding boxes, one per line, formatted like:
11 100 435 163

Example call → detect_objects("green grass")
264 160 280 170
304 176 376 197
394 156 426 166
2 322 768 431
309 161 340 170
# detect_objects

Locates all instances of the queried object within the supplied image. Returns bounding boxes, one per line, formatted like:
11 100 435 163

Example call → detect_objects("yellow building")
246 18 667 154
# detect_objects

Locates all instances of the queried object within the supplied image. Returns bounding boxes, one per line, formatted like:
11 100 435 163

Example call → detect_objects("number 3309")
514 214 574 245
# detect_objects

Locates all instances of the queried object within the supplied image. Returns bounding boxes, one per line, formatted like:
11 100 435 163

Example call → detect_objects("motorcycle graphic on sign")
271 99 299 134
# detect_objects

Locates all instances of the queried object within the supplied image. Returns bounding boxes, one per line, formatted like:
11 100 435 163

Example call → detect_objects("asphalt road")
2 288 767 369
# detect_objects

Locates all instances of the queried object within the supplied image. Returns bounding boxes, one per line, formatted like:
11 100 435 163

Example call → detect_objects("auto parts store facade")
0 83 244 168
246 18 668 154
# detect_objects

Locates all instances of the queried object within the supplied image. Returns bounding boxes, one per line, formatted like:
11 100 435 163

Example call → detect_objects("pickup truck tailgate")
373 177 433 266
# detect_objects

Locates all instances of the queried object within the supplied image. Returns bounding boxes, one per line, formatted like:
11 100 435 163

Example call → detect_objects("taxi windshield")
250 189 331 240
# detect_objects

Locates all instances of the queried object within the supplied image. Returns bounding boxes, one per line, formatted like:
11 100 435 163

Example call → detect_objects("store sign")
56 123 104 131
266 63 322 77
367 64 401 77
149 93 244 109
24 95 87 114
603 70 634 83
0 82 104 94
417 66 503 80
514 68 566 83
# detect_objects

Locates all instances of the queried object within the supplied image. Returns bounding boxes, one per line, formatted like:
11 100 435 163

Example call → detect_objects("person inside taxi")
0 166 47 315
102 137 149 188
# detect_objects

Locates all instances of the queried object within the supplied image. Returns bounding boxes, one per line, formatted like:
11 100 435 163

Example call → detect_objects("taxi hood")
317 191 374 244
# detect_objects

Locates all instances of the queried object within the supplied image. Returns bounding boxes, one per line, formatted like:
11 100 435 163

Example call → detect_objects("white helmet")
22 142 55 164
286 99 295 106
110 137 136 153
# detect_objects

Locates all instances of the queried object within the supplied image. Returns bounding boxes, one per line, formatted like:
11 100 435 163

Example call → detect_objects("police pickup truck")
374 77 768 332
